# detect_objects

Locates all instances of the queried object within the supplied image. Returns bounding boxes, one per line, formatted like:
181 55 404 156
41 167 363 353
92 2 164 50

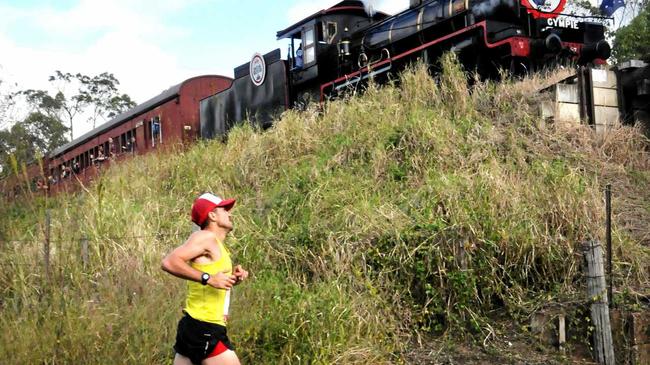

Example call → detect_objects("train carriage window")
153 117 160 140
324 22 338 44
304 28 314 47
125 129 135 153
150 116 162 147
72 157 79 174
305 47 315 65
120 133 127 153
91 146 98 164
143 119 149 147
303 27 316 65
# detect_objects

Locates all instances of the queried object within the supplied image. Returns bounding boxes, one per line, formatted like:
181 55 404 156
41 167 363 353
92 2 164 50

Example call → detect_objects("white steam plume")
362 0 377 16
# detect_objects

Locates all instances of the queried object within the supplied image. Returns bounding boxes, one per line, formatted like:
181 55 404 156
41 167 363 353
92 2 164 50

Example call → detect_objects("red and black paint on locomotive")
199 0 611 139
200 51 290 139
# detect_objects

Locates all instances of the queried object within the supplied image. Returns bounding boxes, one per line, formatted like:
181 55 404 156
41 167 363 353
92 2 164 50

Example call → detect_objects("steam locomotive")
200 0 611 138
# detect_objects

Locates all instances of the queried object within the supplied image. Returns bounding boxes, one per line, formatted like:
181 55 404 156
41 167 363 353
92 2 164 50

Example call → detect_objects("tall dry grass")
0 54 648 364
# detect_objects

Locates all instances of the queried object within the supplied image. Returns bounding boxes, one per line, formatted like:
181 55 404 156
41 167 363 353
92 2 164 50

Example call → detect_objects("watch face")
201 273 210 284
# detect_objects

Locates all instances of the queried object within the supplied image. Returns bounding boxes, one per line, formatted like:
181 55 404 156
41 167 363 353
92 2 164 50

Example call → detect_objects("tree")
0 73 18 131
1 70 134 175
17 71 136 141
0 112 69 177
612 3 650 62
72 72 137 128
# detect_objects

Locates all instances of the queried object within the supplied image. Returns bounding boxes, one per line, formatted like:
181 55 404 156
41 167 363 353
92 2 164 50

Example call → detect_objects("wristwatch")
201 272 210 285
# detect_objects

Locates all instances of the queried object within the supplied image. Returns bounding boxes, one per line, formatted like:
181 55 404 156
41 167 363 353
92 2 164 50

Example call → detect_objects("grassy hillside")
1 55 649 364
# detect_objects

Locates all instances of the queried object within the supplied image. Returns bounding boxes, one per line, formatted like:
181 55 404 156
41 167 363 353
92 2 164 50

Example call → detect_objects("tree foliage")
19 71 136 141
0 112 69 177
0 71 135 176
612 3 650 62
0 76 18 131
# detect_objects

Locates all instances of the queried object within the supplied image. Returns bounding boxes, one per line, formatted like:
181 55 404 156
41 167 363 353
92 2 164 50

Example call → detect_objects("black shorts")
174 313 235 365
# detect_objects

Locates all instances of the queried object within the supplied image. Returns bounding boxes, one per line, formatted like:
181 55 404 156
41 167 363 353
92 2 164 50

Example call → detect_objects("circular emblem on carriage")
522 0 566 19
250 53 266 86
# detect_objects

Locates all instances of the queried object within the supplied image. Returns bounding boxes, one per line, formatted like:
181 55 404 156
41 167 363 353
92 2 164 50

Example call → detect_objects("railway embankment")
1 55 649 364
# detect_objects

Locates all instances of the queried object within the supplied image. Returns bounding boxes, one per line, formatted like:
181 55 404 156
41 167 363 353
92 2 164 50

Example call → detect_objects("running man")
162 193 249 365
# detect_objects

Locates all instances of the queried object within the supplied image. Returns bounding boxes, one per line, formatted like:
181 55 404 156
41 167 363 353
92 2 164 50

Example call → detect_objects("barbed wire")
0 231 189 245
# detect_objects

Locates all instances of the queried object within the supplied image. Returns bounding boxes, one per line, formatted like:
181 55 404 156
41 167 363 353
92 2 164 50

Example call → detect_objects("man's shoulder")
187 230 217 245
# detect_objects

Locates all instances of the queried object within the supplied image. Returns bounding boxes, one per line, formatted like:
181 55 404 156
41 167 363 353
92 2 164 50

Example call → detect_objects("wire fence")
0 232 187 245
0 227 191 268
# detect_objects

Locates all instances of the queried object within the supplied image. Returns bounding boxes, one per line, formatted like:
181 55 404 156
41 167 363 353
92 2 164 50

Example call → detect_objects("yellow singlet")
184 240 232 326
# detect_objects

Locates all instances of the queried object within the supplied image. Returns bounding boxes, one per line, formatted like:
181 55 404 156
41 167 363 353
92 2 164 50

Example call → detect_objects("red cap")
191 193 236 226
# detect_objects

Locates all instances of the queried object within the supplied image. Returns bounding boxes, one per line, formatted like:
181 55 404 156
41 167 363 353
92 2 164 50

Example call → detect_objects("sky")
0 0 409 137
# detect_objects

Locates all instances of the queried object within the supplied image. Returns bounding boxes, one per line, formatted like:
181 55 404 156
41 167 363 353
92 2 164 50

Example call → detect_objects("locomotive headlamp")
339 39 351 57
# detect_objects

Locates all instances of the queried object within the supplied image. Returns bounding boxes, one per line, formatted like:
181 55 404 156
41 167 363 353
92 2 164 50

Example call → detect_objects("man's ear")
207 210 217 222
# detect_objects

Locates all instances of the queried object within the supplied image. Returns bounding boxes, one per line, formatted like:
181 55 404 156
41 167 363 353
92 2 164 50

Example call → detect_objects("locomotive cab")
278 21 323 87
276 1 390 100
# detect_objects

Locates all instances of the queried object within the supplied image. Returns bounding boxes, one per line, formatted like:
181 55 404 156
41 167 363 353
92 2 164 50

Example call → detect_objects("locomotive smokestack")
471 0 517 18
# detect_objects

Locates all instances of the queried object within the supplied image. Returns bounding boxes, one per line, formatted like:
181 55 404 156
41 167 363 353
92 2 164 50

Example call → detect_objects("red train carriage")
3 75 232 197
0 162 45 200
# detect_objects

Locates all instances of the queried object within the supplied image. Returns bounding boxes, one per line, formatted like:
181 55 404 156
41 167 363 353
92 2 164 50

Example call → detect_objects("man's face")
210 206 233 231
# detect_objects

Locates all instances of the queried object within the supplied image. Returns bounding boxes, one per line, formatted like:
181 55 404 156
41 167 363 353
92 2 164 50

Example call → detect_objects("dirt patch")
404 320 597 365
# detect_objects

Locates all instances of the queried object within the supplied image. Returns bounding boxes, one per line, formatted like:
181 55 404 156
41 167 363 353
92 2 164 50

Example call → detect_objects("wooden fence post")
44 209 51 282
80 236 89 268
605 184 612 307
584 240 615 365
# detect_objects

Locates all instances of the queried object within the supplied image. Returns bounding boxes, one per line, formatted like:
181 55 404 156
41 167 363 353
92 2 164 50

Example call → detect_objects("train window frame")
150 115 162 147
302 25 317 65
131 128 137 152
155 114 162 144
120 133 127 153
324 22 337 44
304 28 314 47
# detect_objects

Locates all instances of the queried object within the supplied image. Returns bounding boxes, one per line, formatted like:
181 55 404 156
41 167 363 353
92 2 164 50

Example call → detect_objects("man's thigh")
202 350 241 365
173 353 194 365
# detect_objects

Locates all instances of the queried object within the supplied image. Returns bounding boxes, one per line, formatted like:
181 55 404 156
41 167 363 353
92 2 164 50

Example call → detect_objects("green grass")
1 54 649 364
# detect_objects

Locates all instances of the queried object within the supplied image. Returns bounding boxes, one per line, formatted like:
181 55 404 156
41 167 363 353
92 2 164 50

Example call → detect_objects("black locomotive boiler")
200 0 611 139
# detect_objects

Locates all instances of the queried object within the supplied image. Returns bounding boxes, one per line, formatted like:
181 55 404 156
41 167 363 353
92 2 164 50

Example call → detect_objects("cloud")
0 0 206 137
1 0 413 138
377 0 410 14
287 0 409 23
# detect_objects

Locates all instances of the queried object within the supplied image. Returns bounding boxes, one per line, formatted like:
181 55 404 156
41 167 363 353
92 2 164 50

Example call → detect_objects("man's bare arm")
161 231 236 289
